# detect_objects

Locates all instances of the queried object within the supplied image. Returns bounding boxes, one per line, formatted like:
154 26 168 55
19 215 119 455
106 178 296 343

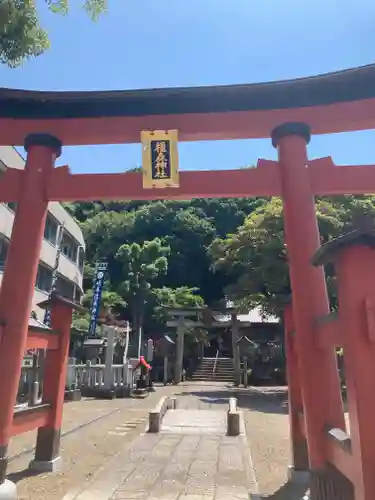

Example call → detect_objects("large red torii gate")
1 64 375 499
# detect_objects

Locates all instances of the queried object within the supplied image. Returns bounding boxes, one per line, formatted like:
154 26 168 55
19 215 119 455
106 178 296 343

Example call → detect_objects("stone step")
190 358 234 382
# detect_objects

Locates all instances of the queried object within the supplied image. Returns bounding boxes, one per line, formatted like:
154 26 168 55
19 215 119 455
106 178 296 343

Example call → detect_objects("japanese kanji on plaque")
141 130 179 189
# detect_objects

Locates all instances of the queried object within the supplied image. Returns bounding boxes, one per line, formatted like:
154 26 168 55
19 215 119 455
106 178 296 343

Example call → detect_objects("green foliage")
69 197 260 335
152 286 204 322
70 193 375 336
0 0 106 67
210 195 375 317
72 288 125 333
115 238 170 331
71 198 259 308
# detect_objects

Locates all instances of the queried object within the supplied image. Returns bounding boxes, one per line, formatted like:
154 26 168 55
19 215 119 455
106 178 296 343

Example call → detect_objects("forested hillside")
66 194 375 335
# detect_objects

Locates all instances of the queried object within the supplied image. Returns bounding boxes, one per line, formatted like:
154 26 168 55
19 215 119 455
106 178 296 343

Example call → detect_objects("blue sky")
1 0 375 173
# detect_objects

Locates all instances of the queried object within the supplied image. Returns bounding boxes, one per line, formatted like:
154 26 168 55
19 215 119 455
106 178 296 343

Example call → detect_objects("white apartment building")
0 146 85 321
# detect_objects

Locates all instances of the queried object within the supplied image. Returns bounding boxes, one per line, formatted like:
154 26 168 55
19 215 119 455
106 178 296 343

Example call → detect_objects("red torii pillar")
313 220 375 500
0 134 61 490
272 123 345 493
283 301 309 478
29 293 82 472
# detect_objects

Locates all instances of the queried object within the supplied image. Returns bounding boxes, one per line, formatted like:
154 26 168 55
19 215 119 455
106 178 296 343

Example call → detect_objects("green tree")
151 286 208 357
70 197 262 312
210 195 375 318
0 0 106 67
115 238 170 340
152 286 204 322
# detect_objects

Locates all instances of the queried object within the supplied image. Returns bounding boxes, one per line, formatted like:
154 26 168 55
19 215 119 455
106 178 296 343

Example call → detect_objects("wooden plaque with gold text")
141 130 179 189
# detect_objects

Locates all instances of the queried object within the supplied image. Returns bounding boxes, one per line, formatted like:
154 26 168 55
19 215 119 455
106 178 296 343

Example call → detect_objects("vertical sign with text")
141 130 179 189
88 261 108 337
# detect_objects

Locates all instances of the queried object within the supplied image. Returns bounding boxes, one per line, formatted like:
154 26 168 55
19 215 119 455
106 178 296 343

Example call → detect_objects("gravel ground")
237 386 291 495
6 383 299 500
7 386 177 500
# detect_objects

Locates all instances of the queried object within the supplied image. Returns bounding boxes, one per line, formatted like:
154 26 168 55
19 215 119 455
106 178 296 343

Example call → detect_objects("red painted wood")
335 245 375 499
26 332 59 351
315 314 341 349
277 134 345 468
325 436 355 484
11 407 50 437
42 158 375 204
1 97 375 146
284 303 309 471
298 412 306 438
42 303 73 430
47 160 282 201
0 144 57 448
309 157 375 196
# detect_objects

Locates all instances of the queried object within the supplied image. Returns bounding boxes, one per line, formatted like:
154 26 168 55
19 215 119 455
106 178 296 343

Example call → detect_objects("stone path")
68 392 256 499
161 409 227 434
8 386 178 500
9 382 302 500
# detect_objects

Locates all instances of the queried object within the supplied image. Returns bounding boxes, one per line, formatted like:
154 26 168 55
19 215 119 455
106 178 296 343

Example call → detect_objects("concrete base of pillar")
310 467 354 500
288 465 310 484
29 456 61 473
0 480 17 500
133 388 148 398
64 389 82 402
115 386 132 398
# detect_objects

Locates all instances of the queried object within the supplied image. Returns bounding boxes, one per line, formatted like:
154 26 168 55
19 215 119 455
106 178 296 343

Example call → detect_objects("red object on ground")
136 356 151 371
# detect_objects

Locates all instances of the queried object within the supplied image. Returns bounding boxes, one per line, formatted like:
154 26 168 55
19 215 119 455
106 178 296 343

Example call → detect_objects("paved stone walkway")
69 393 256 499
9 386 179 500
161 409 227 434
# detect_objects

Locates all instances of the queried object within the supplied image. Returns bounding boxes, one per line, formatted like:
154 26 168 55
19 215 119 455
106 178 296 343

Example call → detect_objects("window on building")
0 238 9 271
78 246 85 271
75 286 82 303
36 265 52 292
44 214 58 245
61 232 78 263
56 276 75 301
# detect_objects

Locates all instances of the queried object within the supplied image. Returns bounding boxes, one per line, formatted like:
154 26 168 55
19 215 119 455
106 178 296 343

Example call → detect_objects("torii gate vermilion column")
272 123 345 489
0 134 61 487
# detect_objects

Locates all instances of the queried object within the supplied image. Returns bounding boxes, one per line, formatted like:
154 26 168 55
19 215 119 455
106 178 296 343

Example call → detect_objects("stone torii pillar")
231 313 241 386
165 307 205 384
174 316 185 384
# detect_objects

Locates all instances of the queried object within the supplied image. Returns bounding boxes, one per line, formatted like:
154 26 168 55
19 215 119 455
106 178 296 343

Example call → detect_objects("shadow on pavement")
7 468 42 484
174 386 289 414
174 389 238 405
236 387 289 415
255 480 309 500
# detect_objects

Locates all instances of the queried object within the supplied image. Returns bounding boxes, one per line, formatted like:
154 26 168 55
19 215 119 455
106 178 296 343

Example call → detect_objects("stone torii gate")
165 306 242 385
1 64 375 498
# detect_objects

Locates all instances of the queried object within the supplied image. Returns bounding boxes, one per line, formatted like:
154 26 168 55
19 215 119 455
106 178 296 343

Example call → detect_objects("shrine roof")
28 317 52 332
0 64 375 119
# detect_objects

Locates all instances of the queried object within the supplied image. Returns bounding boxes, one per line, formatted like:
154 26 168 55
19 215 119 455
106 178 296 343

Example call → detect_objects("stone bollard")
29 380 39 406
227 397 240 436
149 396 171 433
